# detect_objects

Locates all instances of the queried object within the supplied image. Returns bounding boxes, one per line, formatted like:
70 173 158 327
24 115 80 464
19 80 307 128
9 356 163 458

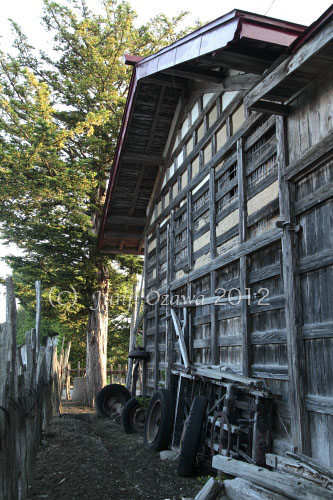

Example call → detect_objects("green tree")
0 0 193 405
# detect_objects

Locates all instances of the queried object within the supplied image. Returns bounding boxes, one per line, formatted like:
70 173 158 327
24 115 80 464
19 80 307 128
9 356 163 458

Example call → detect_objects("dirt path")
28 402 203 500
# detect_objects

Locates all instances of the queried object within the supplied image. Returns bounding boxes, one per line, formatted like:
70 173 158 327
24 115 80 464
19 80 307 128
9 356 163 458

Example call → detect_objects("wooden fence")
0 278 68 500
69 363 128 385
64 363 131 401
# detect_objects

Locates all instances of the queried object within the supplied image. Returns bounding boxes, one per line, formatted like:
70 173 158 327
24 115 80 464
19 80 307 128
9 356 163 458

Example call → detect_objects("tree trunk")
86 265 109 407
126 279 138 390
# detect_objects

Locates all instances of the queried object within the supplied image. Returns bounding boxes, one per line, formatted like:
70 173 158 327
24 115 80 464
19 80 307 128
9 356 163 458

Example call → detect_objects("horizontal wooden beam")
246 19 333 108
104 231 143 239
163 65 224 83
249 100 291 116
100 246 143 255
107 215 146 226
121 153 164 164
192 74 260 94
200 50 273 74
142 75 188 89
284 130 333 181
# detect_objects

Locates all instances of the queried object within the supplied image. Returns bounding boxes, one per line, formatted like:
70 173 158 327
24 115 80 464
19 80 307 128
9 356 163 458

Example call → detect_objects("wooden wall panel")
287 70 333 165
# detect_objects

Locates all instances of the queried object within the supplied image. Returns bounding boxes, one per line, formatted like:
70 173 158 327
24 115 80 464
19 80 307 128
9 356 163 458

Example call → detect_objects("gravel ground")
28 402 205 500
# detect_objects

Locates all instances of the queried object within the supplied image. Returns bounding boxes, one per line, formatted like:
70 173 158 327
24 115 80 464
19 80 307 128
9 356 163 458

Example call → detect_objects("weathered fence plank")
0 279 63 500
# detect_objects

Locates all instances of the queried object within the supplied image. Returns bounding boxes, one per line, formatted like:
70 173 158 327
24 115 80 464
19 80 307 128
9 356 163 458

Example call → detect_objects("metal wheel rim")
130 407 146 432
147 400 162 444
104 394 126 417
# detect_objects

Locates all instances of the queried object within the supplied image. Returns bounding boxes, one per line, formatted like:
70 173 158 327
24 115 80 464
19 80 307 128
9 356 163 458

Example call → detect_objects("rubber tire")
143 389 174 451
95 384 131 418
177 395 208 477
121 395 150 434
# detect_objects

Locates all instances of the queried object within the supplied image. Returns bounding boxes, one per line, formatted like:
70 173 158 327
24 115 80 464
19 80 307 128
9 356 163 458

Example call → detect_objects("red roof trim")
288 4 333 53
124 54 144 66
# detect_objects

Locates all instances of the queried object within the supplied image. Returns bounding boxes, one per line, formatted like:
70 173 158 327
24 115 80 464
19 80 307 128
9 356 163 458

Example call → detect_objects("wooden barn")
99 7 333 475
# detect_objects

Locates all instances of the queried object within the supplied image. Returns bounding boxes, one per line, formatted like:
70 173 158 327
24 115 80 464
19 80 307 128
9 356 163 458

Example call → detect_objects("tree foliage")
0 0 194 365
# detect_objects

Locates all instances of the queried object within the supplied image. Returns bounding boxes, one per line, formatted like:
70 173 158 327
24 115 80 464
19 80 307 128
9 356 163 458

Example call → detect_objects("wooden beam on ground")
224 478 288 500
277 115 310 455
266 453 333 489
212 455 332 500
194 477 223 500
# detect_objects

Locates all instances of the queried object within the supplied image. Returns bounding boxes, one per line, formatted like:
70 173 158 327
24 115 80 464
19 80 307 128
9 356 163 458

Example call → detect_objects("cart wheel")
96 384 131 418
122 395 150 434
143 389 174 451
177 395 207 477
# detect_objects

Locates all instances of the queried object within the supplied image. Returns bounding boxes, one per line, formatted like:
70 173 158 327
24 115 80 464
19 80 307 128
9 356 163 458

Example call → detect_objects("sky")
0 0 331 321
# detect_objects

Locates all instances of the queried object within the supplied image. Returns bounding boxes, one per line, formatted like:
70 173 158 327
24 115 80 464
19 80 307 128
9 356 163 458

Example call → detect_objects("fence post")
65 362 71 400
0 278 19 500
35 280 41 354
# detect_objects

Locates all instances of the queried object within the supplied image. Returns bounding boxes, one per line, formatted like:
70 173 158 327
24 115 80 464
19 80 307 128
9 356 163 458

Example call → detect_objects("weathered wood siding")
143 69 333 465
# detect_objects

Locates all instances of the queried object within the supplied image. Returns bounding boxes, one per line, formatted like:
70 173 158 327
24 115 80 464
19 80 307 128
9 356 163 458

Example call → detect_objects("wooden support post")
209 168 217 259
126 278 138 390
35 280 41 354
154 226 161 391
142 236 148 392
65 362 71 400
165 222 172 389
187 191 193 270
237 138 251 377
170 209 175 284
154 301 159 391
210 270 219 365
187 281 193 364
276 115 310 455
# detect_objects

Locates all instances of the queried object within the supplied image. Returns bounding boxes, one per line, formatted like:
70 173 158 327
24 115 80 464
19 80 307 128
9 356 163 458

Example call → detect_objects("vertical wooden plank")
142 236 148 393
154 301 159 391
187 191 193 270
154 226 161 390
126 279 138 390
170 209 175 283
277 115 310 455
209 168 217 259
210 270 218 364
35 280 41 354
237 138 251 377
226 115 232 139
187 281 193 364
237 138 247 244
165 223 172 389
209 164 217 363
